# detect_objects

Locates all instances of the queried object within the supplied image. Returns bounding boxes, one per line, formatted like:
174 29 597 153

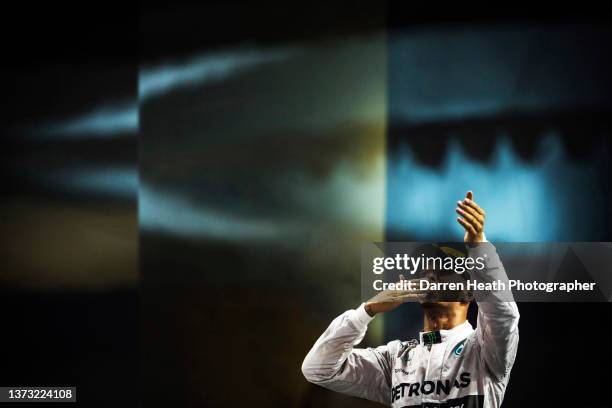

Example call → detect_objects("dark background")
0 2 137 407
2 2 612 407
140 3 612 408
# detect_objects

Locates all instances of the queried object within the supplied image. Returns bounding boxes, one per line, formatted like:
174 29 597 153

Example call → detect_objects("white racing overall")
302 243 519 407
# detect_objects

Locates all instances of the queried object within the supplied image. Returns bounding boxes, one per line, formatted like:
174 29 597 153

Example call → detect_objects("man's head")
412 243 474 307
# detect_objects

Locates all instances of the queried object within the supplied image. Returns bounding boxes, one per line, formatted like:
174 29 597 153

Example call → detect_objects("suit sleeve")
467 241 520 382
301 304 395 405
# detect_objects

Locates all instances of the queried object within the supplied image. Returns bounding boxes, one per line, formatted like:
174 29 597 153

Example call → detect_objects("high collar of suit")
419 320 473 345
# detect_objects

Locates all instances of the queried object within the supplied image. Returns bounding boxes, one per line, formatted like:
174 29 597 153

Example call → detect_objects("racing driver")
302 191 519 407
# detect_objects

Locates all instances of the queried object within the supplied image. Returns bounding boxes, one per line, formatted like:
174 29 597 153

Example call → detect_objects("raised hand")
456 191 486 244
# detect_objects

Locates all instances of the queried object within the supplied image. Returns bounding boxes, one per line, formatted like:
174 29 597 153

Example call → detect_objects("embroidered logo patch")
451 339 467 357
